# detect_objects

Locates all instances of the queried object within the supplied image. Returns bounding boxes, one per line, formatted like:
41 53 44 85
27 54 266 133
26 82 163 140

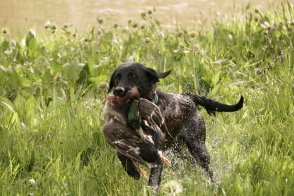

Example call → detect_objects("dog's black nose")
113 87 126 97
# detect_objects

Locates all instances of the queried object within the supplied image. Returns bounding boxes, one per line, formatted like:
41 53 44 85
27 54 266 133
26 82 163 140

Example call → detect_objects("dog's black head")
108 62 171 100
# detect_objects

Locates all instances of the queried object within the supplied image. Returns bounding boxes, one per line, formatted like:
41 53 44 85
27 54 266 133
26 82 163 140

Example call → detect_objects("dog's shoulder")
157 92 197 118
158 92 195 108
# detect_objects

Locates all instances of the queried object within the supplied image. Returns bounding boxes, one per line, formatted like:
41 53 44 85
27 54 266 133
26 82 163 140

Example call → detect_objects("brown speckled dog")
107 62 244 193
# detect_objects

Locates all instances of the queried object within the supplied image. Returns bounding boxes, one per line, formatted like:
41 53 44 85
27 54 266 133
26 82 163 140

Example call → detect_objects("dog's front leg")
148 164 163 196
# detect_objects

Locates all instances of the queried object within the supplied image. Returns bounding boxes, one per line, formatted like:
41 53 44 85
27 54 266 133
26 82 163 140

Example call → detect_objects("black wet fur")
107 62 244 193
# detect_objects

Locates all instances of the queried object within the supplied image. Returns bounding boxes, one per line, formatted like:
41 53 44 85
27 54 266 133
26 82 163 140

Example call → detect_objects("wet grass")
0 3 294 196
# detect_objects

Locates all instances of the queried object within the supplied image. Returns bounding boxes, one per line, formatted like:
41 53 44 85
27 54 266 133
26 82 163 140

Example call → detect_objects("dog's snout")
113 87 126 97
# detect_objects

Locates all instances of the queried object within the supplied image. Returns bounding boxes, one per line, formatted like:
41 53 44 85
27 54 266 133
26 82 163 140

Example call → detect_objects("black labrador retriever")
107 62 243 193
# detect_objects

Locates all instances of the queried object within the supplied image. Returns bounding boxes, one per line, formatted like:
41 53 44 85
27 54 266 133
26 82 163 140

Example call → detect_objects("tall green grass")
0 3 293 195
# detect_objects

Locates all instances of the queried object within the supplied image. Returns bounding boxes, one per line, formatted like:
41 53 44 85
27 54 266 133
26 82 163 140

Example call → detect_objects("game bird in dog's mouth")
103 62 244 195
103 87 171 189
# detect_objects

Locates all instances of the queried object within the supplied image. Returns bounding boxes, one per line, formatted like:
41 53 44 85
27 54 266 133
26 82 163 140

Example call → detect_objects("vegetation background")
0 2 293 195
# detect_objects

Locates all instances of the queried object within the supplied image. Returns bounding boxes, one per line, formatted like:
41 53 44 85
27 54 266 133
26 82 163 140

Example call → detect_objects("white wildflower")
28 178 36 186
162 180 183 195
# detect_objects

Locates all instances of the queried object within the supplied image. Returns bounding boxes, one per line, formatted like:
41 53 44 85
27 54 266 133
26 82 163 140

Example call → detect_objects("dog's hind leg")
185 139 214 181
180 112 214 182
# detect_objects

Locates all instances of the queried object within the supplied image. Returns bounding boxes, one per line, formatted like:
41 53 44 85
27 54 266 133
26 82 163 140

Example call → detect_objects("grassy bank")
0 3 293 195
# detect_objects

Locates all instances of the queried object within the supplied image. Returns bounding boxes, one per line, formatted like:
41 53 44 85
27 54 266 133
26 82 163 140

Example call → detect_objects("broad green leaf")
0 96 16 113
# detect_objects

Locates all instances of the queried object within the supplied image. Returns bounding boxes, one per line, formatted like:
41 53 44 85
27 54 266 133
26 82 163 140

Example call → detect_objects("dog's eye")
128 73 136 79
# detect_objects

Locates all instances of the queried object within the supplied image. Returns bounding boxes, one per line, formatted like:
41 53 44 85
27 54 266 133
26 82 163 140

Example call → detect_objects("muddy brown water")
0 0 287 36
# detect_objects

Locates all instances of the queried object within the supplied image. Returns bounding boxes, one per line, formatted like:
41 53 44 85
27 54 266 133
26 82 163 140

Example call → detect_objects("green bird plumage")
127 100 141 129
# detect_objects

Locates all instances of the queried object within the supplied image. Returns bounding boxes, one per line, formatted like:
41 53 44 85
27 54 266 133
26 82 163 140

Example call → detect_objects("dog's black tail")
188 94 244 116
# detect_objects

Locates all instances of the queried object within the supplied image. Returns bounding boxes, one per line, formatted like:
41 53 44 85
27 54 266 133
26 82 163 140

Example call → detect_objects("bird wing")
139 98 164 127
139 98 173 139
113 139 146 165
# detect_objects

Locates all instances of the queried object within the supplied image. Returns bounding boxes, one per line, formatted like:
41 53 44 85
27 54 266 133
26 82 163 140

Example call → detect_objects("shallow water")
0 0 281 36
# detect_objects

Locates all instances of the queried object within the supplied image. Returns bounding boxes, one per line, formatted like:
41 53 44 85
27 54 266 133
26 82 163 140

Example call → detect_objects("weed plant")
0 3 293 196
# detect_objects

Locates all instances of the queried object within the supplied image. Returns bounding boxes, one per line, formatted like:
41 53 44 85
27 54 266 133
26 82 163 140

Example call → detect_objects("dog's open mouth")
107 93 125 102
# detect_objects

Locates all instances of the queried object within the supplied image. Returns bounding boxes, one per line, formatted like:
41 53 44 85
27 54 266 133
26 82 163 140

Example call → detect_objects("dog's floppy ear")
157 70 171 78
108 70 117 92
145 67 171 83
